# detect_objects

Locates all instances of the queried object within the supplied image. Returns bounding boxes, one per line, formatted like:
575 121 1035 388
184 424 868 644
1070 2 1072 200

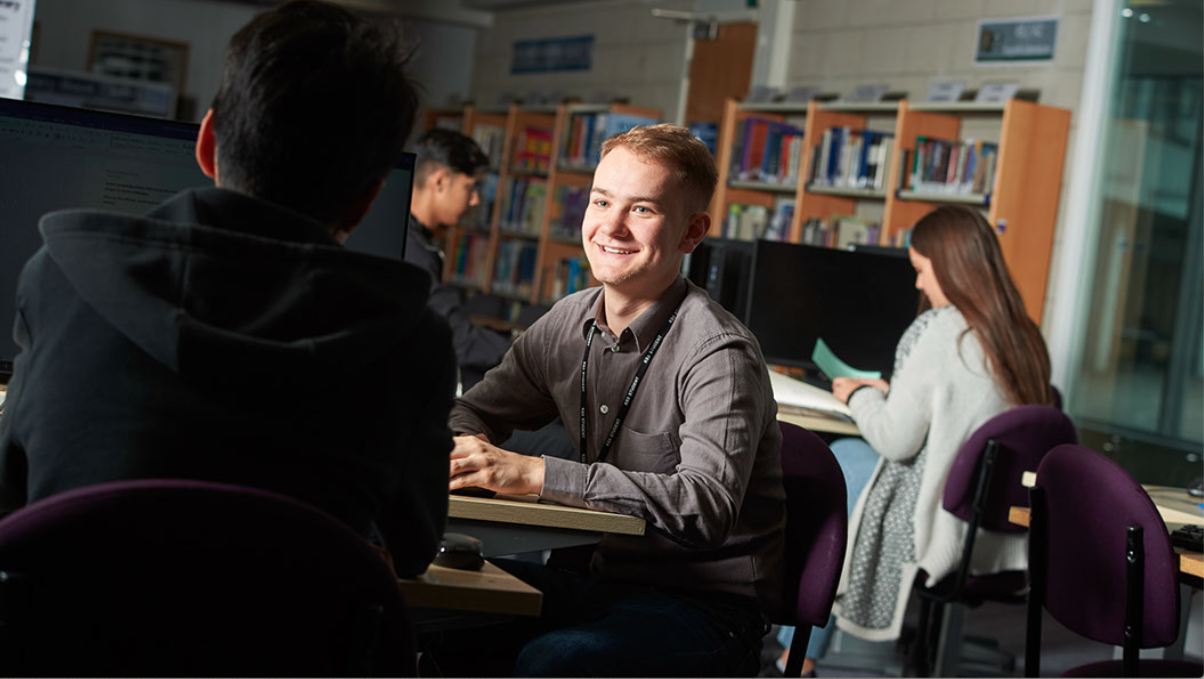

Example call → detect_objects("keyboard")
1170 524 1203 552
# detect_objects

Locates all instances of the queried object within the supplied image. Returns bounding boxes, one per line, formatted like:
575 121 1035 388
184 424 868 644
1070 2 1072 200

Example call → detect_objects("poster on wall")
975 16 1058 64
0 0 36 100
511 35 593 75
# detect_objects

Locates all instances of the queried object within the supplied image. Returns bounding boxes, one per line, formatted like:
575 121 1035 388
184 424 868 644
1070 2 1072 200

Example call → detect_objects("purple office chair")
1025 444 1203 678
911 405 1078 677
0 479 417 677
774 421 848 678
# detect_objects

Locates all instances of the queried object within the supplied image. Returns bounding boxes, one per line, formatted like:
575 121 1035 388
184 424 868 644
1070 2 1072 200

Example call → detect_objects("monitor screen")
0 99 414 375
744 240 921 377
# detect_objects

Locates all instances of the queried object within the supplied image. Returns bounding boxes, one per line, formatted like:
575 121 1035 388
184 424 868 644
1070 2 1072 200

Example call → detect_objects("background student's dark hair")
910 205 1054 407
210 0 420 224
413 129 491 184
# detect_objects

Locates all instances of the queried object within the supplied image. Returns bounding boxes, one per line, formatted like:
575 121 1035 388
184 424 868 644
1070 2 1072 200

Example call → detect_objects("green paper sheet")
812 338 882 381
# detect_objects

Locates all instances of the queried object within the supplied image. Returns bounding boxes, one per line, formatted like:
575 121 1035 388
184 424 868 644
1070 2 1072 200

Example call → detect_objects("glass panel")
1070 0 1203 481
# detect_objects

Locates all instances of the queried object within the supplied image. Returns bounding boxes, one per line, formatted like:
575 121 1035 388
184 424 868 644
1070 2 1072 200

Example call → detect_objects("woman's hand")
832 377 890 404
449 434 545 496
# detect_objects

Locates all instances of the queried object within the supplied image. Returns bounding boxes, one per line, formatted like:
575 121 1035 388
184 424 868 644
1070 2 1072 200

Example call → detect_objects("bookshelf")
879 99 1070 321
427 101 662 317
710 98 810 241
710 96 1070 322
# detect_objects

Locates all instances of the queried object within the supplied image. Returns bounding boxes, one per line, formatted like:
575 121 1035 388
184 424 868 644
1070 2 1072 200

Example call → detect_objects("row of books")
720 198 795 242
499 177 546 235
906 137 998 196
729 117 805 186
809 127 895 191
449 232 490 288
492 239 538 298
798 215 881 250
546 256 592 300
549 185 588 240
560 112 659 168
512 125 553 174
472 124 507 168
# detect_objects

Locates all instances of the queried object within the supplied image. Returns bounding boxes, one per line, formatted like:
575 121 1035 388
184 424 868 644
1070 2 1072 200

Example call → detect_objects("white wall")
469 0 693 116
30 0 477 122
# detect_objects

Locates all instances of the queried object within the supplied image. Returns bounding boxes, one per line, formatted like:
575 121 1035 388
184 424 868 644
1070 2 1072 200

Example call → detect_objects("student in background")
406 129 511 391
0 0 455 578
777 205 1055 675
442 124 785 677
408 129 576 460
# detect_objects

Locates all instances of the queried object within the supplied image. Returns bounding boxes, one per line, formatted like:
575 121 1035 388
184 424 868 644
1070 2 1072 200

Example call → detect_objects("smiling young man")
443 124 785 677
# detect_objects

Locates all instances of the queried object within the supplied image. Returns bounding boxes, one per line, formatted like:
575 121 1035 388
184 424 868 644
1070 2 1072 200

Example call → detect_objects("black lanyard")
579 303 681 465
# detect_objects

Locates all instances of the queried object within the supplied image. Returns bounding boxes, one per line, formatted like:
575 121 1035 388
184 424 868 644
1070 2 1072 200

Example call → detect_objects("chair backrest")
0 479 416 677
776 421 848 627
943 405 1077 532
1033 444 1180 648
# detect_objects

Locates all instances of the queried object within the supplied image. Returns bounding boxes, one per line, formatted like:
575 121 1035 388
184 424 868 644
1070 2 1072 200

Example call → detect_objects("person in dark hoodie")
0 0 455 577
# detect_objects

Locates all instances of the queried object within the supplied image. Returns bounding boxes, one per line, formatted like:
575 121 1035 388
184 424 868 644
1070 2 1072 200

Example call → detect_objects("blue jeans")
777 437 879 660
429 558 768 677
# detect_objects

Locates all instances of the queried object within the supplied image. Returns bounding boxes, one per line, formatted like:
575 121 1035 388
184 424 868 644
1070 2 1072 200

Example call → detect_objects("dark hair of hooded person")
413 128 491 185
209 0 421 225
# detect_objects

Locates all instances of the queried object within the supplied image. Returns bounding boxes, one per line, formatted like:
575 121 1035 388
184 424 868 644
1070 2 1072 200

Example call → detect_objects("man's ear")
329 179 385 244
428 166 450 193
678 211 711 254
196 109 218 180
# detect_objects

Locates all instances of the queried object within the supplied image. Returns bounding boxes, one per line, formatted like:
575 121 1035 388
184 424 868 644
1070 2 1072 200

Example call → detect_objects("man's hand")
450 434 546 496
832 377 890 404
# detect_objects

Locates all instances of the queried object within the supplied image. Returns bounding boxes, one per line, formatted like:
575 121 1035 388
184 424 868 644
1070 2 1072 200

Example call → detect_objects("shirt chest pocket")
608 426 681 474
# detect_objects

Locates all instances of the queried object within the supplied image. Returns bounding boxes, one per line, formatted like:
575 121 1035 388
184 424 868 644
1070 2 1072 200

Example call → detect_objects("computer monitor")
744 240 920 378
0 99 414 375
684 237 754 321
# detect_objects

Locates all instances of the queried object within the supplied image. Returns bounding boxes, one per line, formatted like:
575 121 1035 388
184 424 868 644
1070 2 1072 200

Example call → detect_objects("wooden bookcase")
425 101 662 313
711 96 1071 322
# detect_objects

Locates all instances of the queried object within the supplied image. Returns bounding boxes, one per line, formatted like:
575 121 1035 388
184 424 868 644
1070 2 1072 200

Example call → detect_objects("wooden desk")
1008 506 1204 580
398 561 542 616
777 405 860 437
447 494 645 557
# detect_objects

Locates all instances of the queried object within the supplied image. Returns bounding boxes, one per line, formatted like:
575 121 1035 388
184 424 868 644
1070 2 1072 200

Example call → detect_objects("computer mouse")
433 532 485 571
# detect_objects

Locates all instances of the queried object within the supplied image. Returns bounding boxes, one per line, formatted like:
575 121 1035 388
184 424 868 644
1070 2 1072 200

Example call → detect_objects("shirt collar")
580 277 688 353
408 213 435 243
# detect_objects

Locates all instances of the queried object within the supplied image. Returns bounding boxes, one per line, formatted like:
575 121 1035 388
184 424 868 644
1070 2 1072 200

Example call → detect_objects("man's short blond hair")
599 123 717 214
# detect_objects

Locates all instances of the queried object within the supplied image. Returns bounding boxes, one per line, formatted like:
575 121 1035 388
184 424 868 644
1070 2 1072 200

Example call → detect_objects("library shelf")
896 190 990 206
817 101 901 113
711 94 1070 322
710 98 810 238
729 180 797 193
906 101 1009 113
807 186 889 200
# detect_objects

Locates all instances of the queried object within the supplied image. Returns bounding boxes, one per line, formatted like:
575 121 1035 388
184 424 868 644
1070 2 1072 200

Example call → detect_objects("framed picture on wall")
87 31 189 95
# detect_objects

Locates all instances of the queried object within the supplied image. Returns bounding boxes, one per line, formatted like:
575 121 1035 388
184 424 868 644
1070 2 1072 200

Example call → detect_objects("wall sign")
975 16 1058 64
511 35 593 75
0 0 36 100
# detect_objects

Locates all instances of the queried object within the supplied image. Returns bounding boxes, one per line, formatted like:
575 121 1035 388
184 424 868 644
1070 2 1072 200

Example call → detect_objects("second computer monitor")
745 240 921 377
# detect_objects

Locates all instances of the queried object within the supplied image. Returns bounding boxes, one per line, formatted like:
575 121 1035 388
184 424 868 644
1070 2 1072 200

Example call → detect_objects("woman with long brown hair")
777 205 1054 675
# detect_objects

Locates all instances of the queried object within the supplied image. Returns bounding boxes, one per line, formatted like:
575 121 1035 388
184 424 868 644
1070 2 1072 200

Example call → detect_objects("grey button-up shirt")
449 277 785 611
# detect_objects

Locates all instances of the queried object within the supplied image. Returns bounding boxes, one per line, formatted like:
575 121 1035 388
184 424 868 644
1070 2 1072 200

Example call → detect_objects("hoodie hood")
38 187 430 391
